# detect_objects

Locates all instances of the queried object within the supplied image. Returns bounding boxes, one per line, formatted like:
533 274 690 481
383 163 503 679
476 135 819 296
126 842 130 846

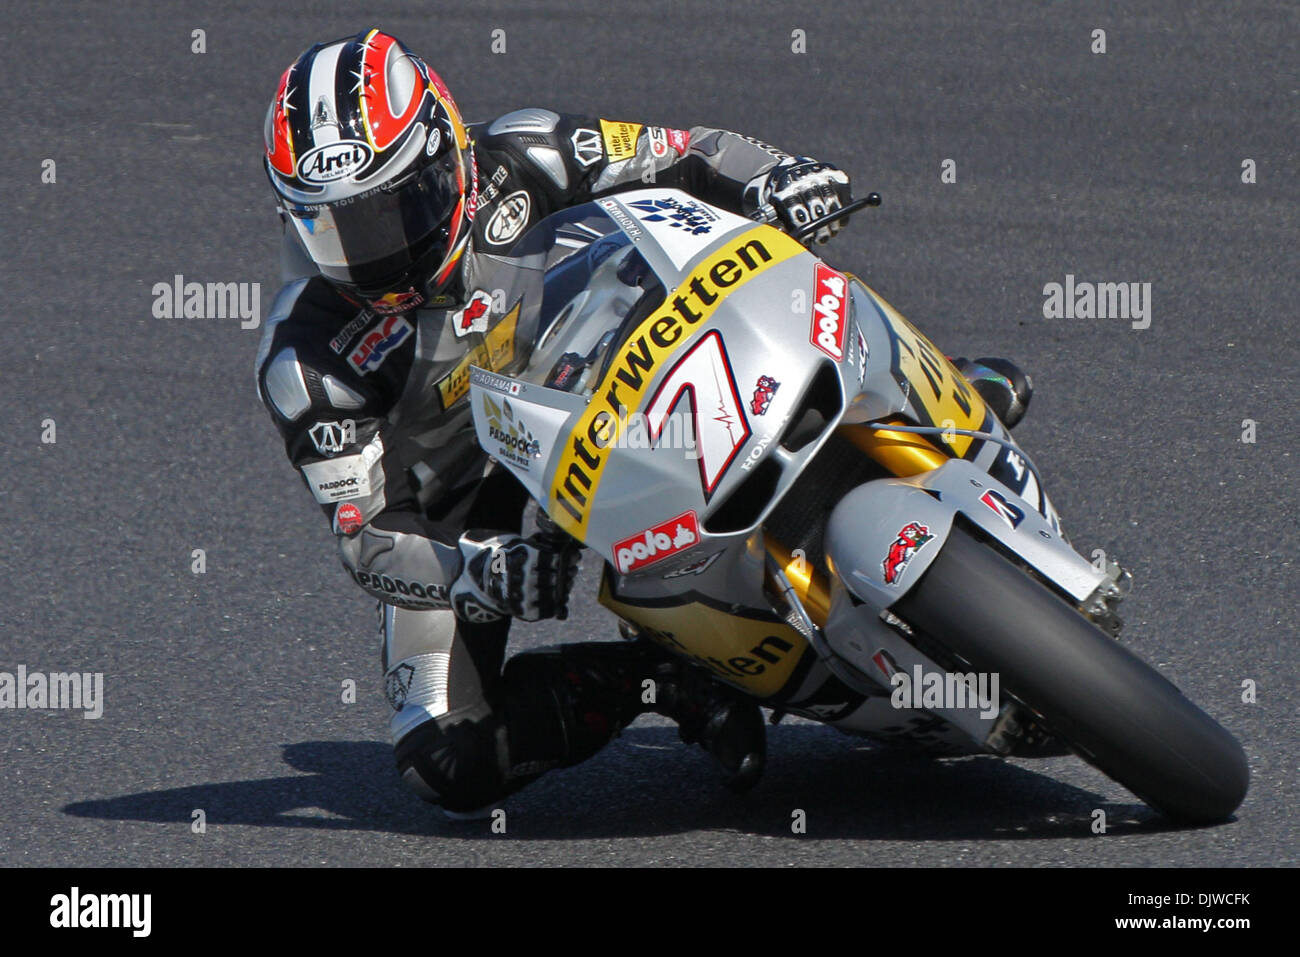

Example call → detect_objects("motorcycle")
458 186 1248 823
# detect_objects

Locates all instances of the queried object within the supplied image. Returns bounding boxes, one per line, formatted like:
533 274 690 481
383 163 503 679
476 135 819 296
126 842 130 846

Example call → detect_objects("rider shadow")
63 740 447 837
62 726 1201 840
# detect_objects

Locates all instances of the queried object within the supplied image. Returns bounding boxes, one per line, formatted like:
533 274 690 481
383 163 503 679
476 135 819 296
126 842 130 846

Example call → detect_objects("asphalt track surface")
2 1 1296 867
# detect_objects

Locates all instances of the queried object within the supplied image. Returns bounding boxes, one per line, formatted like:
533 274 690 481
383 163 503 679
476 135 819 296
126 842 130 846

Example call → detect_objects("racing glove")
748 157 852 244
450 531 582 623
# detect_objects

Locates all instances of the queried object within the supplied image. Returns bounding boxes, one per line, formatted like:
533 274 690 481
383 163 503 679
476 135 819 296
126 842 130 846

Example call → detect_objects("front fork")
761 419 952 632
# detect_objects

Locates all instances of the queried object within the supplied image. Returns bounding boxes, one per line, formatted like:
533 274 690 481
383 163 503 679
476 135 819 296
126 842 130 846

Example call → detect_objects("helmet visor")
282 153 462 290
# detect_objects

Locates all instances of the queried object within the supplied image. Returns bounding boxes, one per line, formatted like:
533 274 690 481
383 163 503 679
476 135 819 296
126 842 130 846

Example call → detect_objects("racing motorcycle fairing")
470 194 860 578
844 278 1062 535
465 187 1092 742
823 458 1103 610
456 188 1248 823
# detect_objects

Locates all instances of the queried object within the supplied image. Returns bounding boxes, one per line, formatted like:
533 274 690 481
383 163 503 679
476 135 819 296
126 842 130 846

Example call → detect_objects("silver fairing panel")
470 192 867 581
464 189 1093 749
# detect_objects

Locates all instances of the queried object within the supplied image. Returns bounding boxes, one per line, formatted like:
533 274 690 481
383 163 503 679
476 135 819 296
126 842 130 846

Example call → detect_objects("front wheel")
893 527 1248 823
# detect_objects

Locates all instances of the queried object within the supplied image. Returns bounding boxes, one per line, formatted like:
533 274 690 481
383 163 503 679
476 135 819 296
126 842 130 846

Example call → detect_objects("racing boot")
500 642 651 770
503 640 765 792
648 656 767 793
951 356 1033 429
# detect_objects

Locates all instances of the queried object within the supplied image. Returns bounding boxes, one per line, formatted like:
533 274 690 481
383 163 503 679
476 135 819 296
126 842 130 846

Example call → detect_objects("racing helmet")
264 29 476 314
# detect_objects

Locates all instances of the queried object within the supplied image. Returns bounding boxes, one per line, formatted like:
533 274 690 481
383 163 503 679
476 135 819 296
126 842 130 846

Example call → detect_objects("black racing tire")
892 527 1248 823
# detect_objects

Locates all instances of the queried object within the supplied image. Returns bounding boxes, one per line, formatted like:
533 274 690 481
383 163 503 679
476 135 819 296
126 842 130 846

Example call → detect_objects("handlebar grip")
790 193 881 242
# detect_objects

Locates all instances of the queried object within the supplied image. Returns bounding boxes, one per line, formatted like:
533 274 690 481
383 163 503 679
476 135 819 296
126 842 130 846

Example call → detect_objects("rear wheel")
893 527 1248 823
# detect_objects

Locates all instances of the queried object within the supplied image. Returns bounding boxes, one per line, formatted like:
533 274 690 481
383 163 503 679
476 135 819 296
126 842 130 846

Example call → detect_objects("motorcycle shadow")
514 722 1190 841
62 724 1199 840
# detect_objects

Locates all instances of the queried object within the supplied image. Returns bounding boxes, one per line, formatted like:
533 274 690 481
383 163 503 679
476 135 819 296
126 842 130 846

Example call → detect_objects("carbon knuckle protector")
765 157 851 242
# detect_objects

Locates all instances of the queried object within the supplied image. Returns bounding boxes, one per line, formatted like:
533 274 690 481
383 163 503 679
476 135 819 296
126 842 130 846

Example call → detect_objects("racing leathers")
254 110 850 812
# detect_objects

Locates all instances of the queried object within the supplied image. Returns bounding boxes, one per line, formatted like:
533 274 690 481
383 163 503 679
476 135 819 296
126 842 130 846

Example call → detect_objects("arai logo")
297 140 373 184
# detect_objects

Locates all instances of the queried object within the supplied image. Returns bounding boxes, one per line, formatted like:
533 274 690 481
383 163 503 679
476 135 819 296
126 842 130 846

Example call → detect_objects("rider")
255 29 1031 816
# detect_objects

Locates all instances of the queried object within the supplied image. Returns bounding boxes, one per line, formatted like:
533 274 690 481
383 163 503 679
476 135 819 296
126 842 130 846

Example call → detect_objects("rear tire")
893 528 1248 823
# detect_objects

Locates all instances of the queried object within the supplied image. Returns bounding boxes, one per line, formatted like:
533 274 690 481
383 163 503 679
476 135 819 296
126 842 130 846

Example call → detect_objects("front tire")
893 527 1248 823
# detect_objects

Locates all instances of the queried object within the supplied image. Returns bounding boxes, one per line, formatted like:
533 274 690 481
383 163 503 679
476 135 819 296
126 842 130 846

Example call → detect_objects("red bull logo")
369 288 425 315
